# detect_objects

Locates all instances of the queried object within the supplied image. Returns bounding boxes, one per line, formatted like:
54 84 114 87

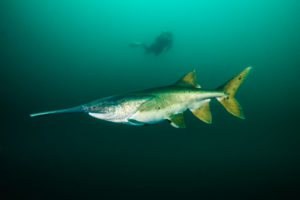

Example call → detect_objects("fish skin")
30 67 251 128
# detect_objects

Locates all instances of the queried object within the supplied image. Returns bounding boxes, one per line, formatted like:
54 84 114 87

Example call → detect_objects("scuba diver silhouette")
129 31 173 55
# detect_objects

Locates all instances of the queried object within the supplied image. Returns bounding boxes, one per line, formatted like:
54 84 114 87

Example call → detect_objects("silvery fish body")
30 67 251 128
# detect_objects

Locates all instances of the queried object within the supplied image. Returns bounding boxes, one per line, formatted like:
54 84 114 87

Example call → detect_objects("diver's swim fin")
129 42 144 47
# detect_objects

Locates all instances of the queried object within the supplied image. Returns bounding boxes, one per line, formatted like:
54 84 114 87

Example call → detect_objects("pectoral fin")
128 119 145 126
191 100 212 124
168 113 186 128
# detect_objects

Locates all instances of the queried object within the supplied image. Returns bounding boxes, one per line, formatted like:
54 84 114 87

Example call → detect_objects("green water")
1 0 299 199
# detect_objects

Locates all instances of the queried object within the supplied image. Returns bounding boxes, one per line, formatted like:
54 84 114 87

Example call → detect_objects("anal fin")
169 113 186 128
191 100 212 124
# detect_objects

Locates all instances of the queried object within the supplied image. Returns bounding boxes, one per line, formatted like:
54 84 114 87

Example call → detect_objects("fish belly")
129 103 187 124
129 110 167 124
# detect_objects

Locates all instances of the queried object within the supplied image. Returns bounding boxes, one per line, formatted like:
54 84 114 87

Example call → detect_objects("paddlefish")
30 67 252 128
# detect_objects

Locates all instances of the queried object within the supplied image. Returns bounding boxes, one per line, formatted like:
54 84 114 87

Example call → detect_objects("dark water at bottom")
1 0 300 199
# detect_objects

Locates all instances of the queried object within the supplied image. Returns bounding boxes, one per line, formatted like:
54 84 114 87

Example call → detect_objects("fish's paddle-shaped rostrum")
30 67 252 128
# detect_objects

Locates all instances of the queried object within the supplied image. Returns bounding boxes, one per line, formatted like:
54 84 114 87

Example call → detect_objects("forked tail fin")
217 66 252 119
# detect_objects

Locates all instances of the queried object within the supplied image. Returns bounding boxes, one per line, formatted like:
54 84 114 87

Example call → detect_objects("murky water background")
1 1 299 199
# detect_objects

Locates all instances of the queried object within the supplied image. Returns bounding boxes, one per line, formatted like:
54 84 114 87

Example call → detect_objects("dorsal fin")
175 69 201 88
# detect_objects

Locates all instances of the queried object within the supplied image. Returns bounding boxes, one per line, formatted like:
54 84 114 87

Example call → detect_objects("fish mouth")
88 112 106 119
